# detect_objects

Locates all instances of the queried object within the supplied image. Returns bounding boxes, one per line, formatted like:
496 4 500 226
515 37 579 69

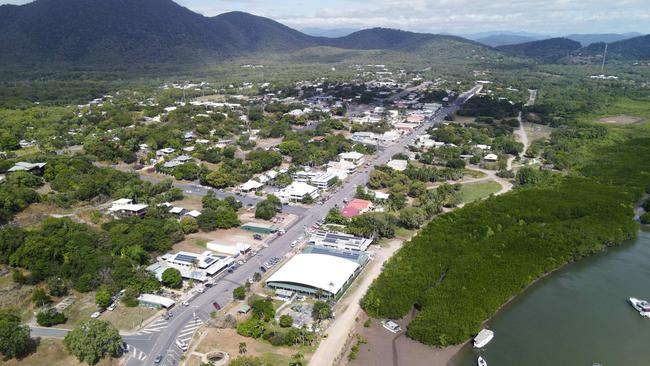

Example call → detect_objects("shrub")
279 315 293 328
36 308 66 327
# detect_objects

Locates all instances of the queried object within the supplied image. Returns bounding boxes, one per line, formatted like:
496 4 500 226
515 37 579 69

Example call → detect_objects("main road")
121 84 482 366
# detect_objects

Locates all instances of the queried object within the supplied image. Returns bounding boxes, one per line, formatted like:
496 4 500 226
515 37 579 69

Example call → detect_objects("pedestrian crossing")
137 318 169 335
126 344 147 362
176 318 203 344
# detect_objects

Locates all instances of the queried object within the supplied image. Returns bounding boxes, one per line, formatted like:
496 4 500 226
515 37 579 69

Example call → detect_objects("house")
239 180 264 193
156 148 175 156
484 153 499 162
184 210 202 218
386 159 408 172
341 199 373 218
108 201 148 218
277 182 319 203
8 162 46 173
169 207 187 216
339 152 365 166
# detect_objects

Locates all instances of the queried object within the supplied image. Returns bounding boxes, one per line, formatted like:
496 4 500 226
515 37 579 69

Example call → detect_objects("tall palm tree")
238 342 247 355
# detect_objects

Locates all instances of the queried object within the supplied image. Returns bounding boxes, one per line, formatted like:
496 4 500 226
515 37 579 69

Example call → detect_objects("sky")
1 0 650 35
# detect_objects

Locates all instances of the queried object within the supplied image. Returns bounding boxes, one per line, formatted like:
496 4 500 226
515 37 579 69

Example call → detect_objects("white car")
182 300 190 306
90 311 101 319
196 287 204 294
108 303 117 311
176 339 188 352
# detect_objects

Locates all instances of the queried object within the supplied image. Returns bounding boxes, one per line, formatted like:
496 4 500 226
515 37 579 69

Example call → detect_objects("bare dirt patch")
597 115 643 125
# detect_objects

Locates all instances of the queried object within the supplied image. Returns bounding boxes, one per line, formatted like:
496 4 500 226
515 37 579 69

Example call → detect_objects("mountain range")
0 0 648 66
468 31 643 47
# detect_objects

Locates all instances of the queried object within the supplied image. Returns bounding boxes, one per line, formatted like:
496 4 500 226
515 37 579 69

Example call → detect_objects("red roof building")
341 199 373 218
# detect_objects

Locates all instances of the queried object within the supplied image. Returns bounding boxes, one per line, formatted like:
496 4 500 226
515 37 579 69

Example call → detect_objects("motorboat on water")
629 297 650 318
473 329 494 348
477 356 487 366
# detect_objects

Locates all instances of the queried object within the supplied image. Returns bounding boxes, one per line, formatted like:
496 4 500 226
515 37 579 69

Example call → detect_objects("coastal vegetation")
361 102 650 346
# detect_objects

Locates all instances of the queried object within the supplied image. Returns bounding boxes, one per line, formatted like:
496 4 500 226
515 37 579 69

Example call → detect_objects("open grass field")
3 338 120 366
458 180 502 203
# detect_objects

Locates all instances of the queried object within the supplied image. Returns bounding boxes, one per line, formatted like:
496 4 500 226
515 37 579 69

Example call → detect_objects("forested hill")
585 35 650 60
0 0 485 65
496 38 582 62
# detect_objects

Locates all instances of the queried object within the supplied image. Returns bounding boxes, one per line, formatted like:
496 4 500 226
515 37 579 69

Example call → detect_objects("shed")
241 223 278 234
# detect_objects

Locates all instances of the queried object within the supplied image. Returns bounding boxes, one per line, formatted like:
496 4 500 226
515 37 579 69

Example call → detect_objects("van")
176 339 188 352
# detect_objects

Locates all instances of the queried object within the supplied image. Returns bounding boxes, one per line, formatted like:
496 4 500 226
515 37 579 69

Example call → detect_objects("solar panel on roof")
204 257 215 264
175 254 197 263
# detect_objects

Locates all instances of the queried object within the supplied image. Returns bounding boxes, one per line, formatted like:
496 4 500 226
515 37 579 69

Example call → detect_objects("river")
452 229 650 366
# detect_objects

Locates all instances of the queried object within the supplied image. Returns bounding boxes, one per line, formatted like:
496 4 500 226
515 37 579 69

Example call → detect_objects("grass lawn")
99 305 158 331
463 169 487 179
459 181 502 203
3 338 120 366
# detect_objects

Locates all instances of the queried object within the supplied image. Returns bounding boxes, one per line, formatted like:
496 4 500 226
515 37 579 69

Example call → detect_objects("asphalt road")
28 84 471 365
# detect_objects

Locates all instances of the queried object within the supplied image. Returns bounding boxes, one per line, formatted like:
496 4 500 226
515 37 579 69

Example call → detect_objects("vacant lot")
99 305 158 331
459 181 502 203
597 115 643 125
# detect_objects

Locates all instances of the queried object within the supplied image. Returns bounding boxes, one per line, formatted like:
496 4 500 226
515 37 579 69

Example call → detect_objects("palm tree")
238 342 247 355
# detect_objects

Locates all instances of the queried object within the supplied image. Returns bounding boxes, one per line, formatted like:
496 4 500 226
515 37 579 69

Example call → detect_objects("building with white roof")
277 182 319 203
108 199 148 217
239 180 264 193
138 294 175 309
148 250 234 282
386 159 408 172
8 162 46 173
309 231 373 252
484 153 499 162
309 172 338 190
266 253 361 299
338 151 365 166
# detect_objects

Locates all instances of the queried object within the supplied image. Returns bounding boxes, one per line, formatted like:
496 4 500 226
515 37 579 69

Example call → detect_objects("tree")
64 319 122 366
398 207 427 229
161 268 182 289
312 301 332 321
36 308 66 327
95 289 112 309
0 308 33 359
233 286 246 300
301 195 314 204
325 208 348 225
279 315 293 328
31 288 52 307
236 318 266 338
641 212 650 224
238 341 247 355
252 272 261 282
47 277 68 297
254 201 276 220
179 216 199 234
290 352 306 366
229 356 263 366
250 299 274 322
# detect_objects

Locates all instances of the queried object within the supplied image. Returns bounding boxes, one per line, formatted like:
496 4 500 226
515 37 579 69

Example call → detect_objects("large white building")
148 251 234 282
277 182 319 202
309 231 373 252
266 253 361 299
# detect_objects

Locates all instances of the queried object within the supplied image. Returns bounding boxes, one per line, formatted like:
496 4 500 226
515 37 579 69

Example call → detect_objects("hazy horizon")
1 0 649 35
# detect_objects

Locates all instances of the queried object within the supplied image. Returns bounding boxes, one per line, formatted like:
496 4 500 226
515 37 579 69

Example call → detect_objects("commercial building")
309 231 373 252
137 294 175 309
309 172 338 190
277 182 319 203
338 151 365 166
148 250 234 282
207 242 252 256
241 222 278 234
265 250 365 299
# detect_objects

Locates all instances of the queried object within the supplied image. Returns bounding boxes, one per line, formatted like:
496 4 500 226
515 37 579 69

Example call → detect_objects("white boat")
629 297 650 318
473 329 494 348
477 356 487 366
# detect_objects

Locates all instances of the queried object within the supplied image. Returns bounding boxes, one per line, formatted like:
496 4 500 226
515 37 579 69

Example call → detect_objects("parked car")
212 302 221 310
260 266 267 273
253 234 262 240
90 311 101 319
182 300 189 306
108 303 117 311
196 287 204 294
154 355 162 363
